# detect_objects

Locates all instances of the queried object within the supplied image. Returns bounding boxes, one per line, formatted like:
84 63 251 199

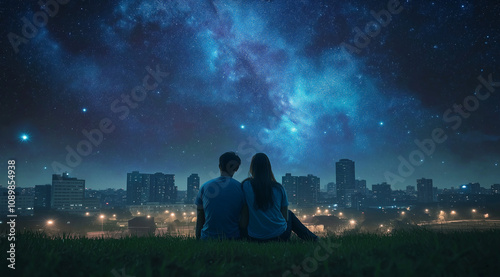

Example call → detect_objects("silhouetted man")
195 152 244 240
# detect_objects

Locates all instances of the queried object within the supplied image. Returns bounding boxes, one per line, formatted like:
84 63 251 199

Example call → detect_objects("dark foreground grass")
2 229 500 277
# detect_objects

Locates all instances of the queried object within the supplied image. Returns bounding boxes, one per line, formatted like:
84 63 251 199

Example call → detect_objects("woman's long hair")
243 153 281 211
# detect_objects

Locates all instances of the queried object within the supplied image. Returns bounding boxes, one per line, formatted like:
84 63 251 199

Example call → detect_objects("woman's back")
242 180 289 240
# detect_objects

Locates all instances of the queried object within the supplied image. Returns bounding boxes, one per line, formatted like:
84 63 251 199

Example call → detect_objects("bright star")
379 122 384 126
291 127 297 132
240 125 245 129
20 134 29 142
82 108 87 112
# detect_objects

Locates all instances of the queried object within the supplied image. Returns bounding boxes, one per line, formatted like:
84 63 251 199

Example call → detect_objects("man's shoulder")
229 177 242 185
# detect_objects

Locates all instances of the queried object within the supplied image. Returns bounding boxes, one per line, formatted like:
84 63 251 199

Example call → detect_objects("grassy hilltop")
1 229 500 277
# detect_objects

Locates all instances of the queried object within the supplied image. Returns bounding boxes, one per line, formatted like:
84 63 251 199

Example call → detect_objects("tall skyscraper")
282 173 298 205
417 178 434 203
127 171 177 205
34 184 52 211
372 182 392 206
51 173 85 212
336 159 355 207
127 171 150 205
186 174 200 204
150 173 176 203
282 173 319 206
355 179 367 195
296 174 320 206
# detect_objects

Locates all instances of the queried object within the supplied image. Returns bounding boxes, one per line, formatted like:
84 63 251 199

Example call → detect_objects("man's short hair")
219 152 241 173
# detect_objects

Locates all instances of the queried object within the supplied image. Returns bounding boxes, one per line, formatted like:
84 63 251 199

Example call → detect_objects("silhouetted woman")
240 153 318 242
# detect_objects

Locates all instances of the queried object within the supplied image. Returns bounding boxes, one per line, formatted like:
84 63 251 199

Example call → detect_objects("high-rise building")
51 173 85 212
372 182 392 206
34 184 52 211
282 173 319 206
336 159 355 207
127 171 150 205
282 173 298 205
186 174 200 204
127 171 177 205
296 174 320 206
150 173 176 203
355 179 367 195
417 178 434 203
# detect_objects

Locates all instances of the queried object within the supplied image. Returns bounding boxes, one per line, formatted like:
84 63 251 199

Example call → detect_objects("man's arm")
239 203 249 238
195 205 205 240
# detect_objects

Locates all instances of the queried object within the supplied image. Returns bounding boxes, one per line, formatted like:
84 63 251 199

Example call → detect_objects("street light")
47 220 54 225
100 215 105 233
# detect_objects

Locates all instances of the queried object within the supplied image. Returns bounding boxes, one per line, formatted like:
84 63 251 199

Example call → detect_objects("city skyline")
2 165 498 192
1 1 499 190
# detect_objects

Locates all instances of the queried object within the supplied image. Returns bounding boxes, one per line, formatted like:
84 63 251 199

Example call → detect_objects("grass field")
2 228 500 277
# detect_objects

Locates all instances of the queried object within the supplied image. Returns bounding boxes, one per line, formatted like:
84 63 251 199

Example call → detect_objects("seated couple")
195 152 318 242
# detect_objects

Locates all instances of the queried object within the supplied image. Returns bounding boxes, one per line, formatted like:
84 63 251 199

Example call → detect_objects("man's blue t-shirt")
195 176 244 240
242 180 289 239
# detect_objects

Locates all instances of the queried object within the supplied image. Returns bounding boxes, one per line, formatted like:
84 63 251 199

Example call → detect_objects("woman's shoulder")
241 178 253 186
272 182 285 190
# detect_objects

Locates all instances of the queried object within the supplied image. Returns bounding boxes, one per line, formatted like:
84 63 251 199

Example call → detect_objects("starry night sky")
1 0 499 190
